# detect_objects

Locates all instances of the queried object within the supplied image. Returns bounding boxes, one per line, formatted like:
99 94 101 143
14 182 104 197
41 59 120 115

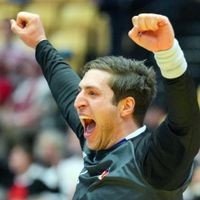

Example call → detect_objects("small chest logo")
98 169 110 180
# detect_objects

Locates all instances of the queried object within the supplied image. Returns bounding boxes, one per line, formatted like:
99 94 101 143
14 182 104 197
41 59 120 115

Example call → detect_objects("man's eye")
88 91 96 96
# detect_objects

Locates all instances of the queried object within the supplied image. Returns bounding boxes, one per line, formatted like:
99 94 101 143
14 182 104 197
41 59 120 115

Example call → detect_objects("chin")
87 142 100 151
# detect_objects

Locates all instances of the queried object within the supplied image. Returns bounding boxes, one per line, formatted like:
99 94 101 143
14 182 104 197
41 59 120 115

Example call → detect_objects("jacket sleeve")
137 41 200 190
35 40 84 145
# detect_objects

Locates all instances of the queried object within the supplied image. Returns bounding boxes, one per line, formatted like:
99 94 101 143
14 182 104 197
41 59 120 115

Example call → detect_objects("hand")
10 12 47 48
128 13 174 52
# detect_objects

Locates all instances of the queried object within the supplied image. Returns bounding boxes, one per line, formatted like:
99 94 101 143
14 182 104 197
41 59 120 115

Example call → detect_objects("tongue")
86 121 96 133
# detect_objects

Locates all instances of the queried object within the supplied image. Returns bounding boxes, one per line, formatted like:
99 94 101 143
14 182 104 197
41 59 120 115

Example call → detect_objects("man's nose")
74 92 87 110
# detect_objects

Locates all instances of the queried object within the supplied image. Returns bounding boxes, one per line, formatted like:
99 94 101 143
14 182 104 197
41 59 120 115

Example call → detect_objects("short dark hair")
83 56 157 126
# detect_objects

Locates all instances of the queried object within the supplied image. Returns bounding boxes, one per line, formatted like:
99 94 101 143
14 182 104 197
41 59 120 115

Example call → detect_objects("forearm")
154 39 199 130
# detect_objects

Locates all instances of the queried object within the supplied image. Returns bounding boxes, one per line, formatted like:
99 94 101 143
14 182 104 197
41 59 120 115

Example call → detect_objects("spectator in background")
0 55 65 136
7 135 39 200
34 128 83 200
0 134 60 200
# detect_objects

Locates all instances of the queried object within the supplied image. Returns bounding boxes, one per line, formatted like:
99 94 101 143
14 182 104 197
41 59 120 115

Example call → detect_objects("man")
11 12 200 200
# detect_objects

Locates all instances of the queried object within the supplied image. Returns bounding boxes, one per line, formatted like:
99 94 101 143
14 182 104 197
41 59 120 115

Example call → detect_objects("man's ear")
119 97 135 117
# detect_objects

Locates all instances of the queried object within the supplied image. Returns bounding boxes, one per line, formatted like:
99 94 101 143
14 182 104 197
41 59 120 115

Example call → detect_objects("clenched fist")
10 12 47 48
128 13 174 52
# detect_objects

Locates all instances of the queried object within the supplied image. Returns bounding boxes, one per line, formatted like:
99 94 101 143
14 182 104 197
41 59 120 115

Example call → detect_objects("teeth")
79 116 93 127
79 116 91 124
79 116 91 120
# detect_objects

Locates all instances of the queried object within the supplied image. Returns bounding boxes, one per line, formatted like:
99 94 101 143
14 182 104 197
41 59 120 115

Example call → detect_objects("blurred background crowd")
0 0 199 199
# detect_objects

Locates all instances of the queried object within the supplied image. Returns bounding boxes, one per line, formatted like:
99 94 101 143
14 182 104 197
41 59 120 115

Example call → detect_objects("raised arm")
129 13 200 189
10 12 84 142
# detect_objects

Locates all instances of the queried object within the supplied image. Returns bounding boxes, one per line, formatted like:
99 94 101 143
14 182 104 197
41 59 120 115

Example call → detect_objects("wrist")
154 39 187 79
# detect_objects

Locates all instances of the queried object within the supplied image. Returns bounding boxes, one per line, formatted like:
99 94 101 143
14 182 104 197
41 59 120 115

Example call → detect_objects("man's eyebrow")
79 85 98 90
78 85 102 94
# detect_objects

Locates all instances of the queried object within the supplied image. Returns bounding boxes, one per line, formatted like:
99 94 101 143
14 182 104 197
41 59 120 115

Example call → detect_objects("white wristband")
154 39 187 79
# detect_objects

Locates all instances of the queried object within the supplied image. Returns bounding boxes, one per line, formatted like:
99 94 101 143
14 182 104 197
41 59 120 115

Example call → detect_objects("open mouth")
80 116 96 138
